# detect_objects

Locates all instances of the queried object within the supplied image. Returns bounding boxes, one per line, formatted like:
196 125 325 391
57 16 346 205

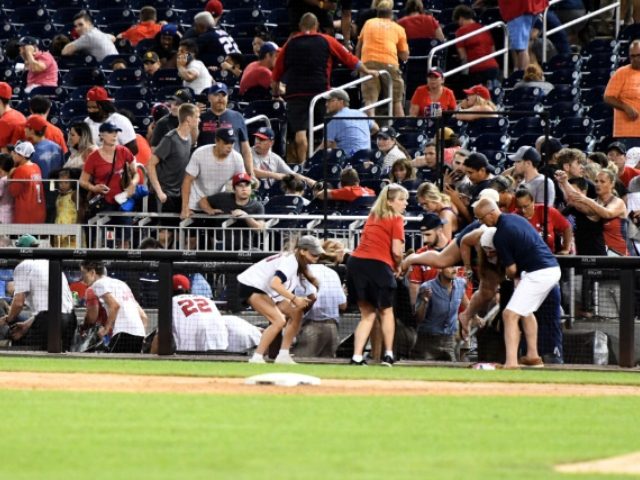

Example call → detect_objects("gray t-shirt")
521 173 556 205
70 27 118 61
252 148 293 187
185 144 245 210
153 129 192 196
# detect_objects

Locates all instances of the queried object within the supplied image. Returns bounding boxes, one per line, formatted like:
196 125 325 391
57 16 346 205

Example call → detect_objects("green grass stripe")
1 356 640 385
0 391 638 480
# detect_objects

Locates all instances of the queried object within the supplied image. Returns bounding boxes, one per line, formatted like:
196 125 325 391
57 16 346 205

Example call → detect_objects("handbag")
87 150 118 218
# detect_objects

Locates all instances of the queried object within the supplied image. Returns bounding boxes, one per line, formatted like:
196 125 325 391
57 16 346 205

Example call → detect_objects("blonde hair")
523 63 544 82
320 239 345 264
371 184 408 219
418 181 451 206
583 162 601 182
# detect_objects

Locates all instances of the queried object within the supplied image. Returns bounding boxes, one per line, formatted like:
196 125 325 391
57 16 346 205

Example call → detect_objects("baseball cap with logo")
142 51 160 63
377 126 397 139
99 122 123 133
259 41 279 58
15 234 39 247
25 115 48 132
232 172 253 187
208 82 229 96
607 141 627 155
205 0 223 18
463 84 491 101
170 88 193 104
427 66 443 78
297 235 326 256
215 127 236 143
0 82 12 100
18 36 39 47
253 126 274 140
509 146 541 166
13 141 35 158
86 86 113 102
161 23 178 36
419 212 445 231
172 274 191 292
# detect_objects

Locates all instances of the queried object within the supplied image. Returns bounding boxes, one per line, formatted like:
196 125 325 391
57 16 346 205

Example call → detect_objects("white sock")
384 351 394 359
278 349 290 356
251 352 263 360
352 354 363 362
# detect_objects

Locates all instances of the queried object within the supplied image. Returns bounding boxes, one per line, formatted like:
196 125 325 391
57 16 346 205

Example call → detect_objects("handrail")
307 70 392 158
542 1 621 63
427 21 510 81
244 114 271 129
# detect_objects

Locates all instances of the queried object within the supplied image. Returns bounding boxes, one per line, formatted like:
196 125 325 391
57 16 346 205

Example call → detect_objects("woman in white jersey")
237 235 324 364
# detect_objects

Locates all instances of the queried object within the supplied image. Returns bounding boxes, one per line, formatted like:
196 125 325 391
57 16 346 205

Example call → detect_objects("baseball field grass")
1 355 639 480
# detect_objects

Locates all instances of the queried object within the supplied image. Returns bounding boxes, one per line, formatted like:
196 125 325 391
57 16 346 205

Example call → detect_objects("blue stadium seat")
150 68 182 91
560 134 594 152
222 0 258 9
264 195 305 214
115 99 150 117
541 84 580 107
582 38 615 57
392 117 426 133
94 8 136 30
178 8 201 28
130 0 173 8
10 6 50 26
579 68 612 90
504 87 546 108
135 38 157 56
106 68 146 88
463 117 508 138
0 22 18 43
112 85 152 102
172 0 206 9
397 132 427 151
59 99 88 120
45 0 86 9
508 117 546 137
510 134 541 151
542 53 581 72
581 53 616 73
548 101 583 120
588 102 613 121
101 54 143 72
61 67 106 88
51 7 81 29
581 86 605 107
57 54 98 71
501 70 524 89
552 117 593 138
617 23 640 42
86 0 129 9
66 85 93 101
344 195 377 215
306 148 346 169
468 133 508 152
305 163 342 182
28 85 67 102
18 22 57 42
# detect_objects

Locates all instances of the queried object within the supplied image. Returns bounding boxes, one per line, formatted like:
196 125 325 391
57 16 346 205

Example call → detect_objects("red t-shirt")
0 108 26 149
521 204 570 252
352 215 405 269
8 161 45 223
408 245 439 284
456 23 499 73
619 166 640 188
135 134 151 166
119 22 162 46
239 61 273 95
410 86 457 117
328 185 376 202
11 119 69 154
83 146 135 204
397 14 440 40
498 0 548 21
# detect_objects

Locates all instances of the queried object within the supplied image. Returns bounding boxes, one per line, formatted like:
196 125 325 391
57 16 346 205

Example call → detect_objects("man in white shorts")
473 198 561 368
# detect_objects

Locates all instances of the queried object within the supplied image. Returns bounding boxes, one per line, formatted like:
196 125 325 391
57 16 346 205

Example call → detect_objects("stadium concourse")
0 0 638 368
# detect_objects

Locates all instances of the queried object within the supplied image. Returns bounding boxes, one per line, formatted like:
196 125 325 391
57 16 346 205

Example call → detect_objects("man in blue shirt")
324 89 378 157
473 197 561 368
24 115 62 180
413 266 468 361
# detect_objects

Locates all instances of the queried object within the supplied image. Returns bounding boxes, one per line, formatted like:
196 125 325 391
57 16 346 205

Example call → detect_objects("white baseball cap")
13 141 34 158
480 227 497 250
472 188 500 207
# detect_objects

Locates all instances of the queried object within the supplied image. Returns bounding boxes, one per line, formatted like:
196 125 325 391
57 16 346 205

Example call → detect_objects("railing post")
157 260 173 356
47 259 62 353
618 269 636 367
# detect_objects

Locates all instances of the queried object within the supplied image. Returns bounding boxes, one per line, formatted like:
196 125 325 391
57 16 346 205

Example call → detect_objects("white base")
245 373 321 387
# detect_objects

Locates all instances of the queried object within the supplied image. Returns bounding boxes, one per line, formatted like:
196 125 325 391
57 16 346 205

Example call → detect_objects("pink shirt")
27 51 58 87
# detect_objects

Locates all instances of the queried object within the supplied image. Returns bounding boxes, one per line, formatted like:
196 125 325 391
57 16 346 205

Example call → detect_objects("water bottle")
102 333 111 347
429 102 442 118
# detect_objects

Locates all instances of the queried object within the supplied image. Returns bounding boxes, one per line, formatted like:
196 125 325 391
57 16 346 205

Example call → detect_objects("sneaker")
248 355 266 364
381 354 395 366
349 358 367 366
274 353 297 364
519 356 544 368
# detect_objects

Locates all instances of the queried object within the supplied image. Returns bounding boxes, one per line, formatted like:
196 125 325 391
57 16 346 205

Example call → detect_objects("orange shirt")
135 134 151 166
410 86 457 117
11 119 68 154
328 185 375 202
119 22 162 46
8 161 46 223
604 65 640 138
352 214 405 269
359 17 409 66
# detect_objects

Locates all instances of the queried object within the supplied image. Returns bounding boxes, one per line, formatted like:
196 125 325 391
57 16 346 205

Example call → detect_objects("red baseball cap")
25 115 48 132
172 274 191 292
205 0 223 17
463 84 491 101
86 86 113 102
232 172 252 187
0 82 12 100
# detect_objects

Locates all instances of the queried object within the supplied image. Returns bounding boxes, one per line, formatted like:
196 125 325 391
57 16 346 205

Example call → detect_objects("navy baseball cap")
208 82 228 96
215 127 236 143
419 213 445 231
161 24 178 36
99 122 122 133
254 126 274 140
18 36 39 47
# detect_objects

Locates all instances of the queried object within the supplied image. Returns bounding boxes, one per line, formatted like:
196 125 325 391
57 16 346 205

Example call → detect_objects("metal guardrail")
307 70 393 158
427 21 510 81
542 0 621 63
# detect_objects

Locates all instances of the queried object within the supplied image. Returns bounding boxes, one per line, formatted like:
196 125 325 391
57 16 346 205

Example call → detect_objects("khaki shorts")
361 60 404 106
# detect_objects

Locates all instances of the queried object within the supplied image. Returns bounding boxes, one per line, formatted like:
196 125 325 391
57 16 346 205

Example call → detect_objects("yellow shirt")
55 191 77 225
359 18 409 66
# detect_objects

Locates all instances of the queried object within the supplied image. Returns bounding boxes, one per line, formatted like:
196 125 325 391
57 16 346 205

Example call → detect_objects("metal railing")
428 21 510 80
542 0 621 63
308 70 392 158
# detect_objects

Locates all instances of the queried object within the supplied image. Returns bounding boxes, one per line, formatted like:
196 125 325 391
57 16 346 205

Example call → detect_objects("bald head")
473 198 499 225
299 12 319 32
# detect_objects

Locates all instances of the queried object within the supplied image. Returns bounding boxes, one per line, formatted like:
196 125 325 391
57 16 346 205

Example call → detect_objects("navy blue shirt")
494 213 558 274
455 219 481 247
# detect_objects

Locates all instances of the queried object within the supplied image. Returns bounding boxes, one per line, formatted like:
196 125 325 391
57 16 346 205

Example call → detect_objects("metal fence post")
619 269 635 367
47 259 62 353
157 261 173 356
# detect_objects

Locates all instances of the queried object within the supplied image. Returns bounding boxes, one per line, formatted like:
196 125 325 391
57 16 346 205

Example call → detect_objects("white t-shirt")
85 112 137 148
381 145 407 170
172 294 228 351
295 264 346 322
185 144 245 210
237 252 301 301
221 315 261 352
91 276 145 337
183 59 213 94
13 260 73 315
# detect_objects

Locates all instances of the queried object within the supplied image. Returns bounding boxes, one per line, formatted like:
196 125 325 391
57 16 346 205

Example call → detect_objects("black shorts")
286 96 326 134
237 282 269 306
346 256 397 309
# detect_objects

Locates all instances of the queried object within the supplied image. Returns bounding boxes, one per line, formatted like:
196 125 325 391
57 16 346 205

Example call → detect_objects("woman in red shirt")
347 183 408 365
397 0 445 41
409 67 457 118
